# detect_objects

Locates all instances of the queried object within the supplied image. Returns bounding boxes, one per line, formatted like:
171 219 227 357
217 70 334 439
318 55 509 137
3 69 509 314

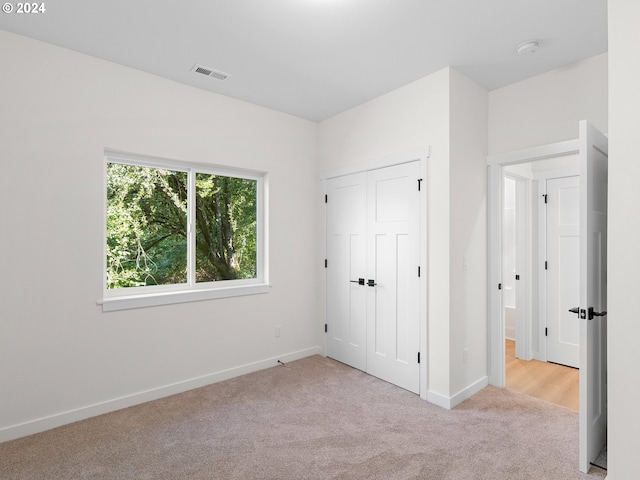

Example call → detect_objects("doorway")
501 158 581 367
488 121 608 472
501 158 581 409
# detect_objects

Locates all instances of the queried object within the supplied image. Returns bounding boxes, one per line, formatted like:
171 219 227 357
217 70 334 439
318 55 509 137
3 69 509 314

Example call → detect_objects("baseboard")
450 376 489 408
426 376 489 410
426 390 453 409
0 346 322 443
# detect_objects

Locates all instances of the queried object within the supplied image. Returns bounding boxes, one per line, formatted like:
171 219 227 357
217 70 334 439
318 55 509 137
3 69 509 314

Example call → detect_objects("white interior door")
578 121 608 473
366 162 420 393
546 176 580 368
325 173 367 371
325 161 421 394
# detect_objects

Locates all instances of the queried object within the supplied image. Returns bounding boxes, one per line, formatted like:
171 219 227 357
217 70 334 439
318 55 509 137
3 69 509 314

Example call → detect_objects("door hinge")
545 261 548 270
417 352 421 364
418 266 421 277
325 323 328 333
515 274 520 280
545 327 548 337
543 194 548 204
498 283 502 290
325 194 328 203
418 178 423 191
324 259 327 268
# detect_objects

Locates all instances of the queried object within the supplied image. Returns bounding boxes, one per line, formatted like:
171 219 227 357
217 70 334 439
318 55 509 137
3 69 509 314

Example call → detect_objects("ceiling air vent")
191 64 230 81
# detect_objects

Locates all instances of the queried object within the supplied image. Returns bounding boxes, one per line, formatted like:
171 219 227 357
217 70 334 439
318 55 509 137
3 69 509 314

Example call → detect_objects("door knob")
367 279 377 287
569 307 580 314
350 278 365 285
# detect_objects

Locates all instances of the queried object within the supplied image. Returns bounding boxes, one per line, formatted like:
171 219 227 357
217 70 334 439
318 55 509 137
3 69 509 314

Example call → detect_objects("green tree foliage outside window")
106 162 257 290
195 173 257 282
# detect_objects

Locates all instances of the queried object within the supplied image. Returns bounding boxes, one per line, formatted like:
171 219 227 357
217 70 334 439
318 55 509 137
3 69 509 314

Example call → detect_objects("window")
102 152 268 311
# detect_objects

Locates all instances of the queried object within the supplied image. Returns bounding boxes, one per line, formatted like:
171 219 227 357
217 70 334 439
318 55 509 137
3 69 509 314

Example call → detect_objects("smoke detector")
191 64 230 81
516 40 540 55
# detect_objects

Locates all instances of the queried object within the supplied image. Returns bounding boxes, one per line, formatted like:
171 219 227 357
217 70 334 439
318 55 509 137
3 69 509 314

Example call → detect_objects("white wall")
448 70 488 396
489 53 608 154
607 1 640 478
0 30 321 441
318 68 489 405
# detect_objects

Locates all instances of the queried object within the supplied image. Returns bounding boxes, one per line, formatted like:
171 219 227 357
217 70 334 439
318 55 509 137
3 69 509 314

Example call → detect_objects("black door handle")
367 279 377 287
350 278 365 285
570 306 607 320
589 307 607 319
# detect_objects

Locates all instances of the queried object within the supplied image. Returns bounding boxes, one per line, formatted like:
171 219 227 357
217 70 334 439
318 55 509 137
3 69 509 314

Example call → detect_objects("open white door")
578 120 608 473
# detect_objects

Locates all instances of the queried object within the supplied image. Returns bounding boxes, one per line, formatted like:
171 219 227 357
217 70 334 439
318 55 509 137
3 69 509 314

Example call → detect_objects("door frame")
487 139 579 387
320 149 429 399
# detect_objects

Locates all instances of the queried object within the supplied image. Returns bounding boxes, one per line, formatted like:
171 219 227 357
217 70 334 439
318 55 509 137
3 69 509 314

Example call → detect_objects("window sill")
99 283 271 312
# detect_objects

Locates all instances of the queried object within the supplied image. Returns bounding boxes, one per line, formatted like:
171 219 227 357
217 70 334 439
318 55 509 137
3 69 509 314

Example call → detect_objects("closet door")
366 162 420 393
325 161 421 394
325 173 367 371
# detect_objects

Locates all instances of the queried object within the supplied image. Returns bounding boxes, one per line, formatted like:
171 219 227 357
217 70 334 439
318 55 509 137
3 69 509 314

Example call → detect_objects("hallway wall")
489 53 608 154
607 1 640 478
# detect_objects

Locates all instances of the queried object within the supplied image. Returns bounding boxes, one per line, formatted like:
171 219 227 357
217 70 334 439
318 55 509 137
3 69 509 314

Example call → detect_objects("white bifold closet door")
326 161 420 394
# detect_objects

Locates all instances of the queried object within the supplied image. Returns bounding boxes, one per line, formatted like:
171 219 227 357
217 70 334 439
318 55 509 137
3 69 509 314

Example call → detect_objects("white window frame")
100 151 269 312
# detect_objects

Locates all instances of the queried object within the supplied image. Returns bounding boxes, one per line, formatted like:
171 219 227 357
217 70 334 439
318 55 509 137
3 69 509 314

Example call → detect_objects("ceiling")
0 0 608 122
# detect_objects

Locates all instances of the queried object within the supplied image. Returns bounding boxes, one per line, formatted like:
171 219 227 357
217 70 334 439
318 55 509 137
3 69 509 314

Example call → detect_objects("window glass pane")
195 173 257 282
106 163 188 289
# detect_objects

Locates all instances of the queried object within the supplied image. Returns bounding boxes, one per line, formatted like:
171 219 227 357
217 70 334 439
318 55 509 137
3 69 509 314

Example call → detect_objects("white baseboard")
426 376 489 410
426 390 453 409
0 346 322 443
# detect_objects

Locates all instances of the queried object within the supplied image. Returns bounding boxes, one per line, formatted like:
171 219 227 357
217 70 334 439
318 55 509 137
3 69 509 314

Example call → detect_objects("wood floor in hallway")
505 339 579 411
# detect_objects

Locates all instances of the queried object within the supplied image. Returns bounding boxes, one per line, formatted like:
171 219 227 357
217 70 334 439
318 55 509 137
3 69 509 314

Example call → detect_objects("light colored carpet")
593 444 607 470
0 355 606 479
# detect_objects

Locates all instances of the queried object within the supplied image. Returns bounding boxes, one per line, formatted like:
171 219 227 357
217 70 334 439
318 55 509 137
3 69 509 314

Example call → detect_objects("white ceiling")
0 0 608 121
